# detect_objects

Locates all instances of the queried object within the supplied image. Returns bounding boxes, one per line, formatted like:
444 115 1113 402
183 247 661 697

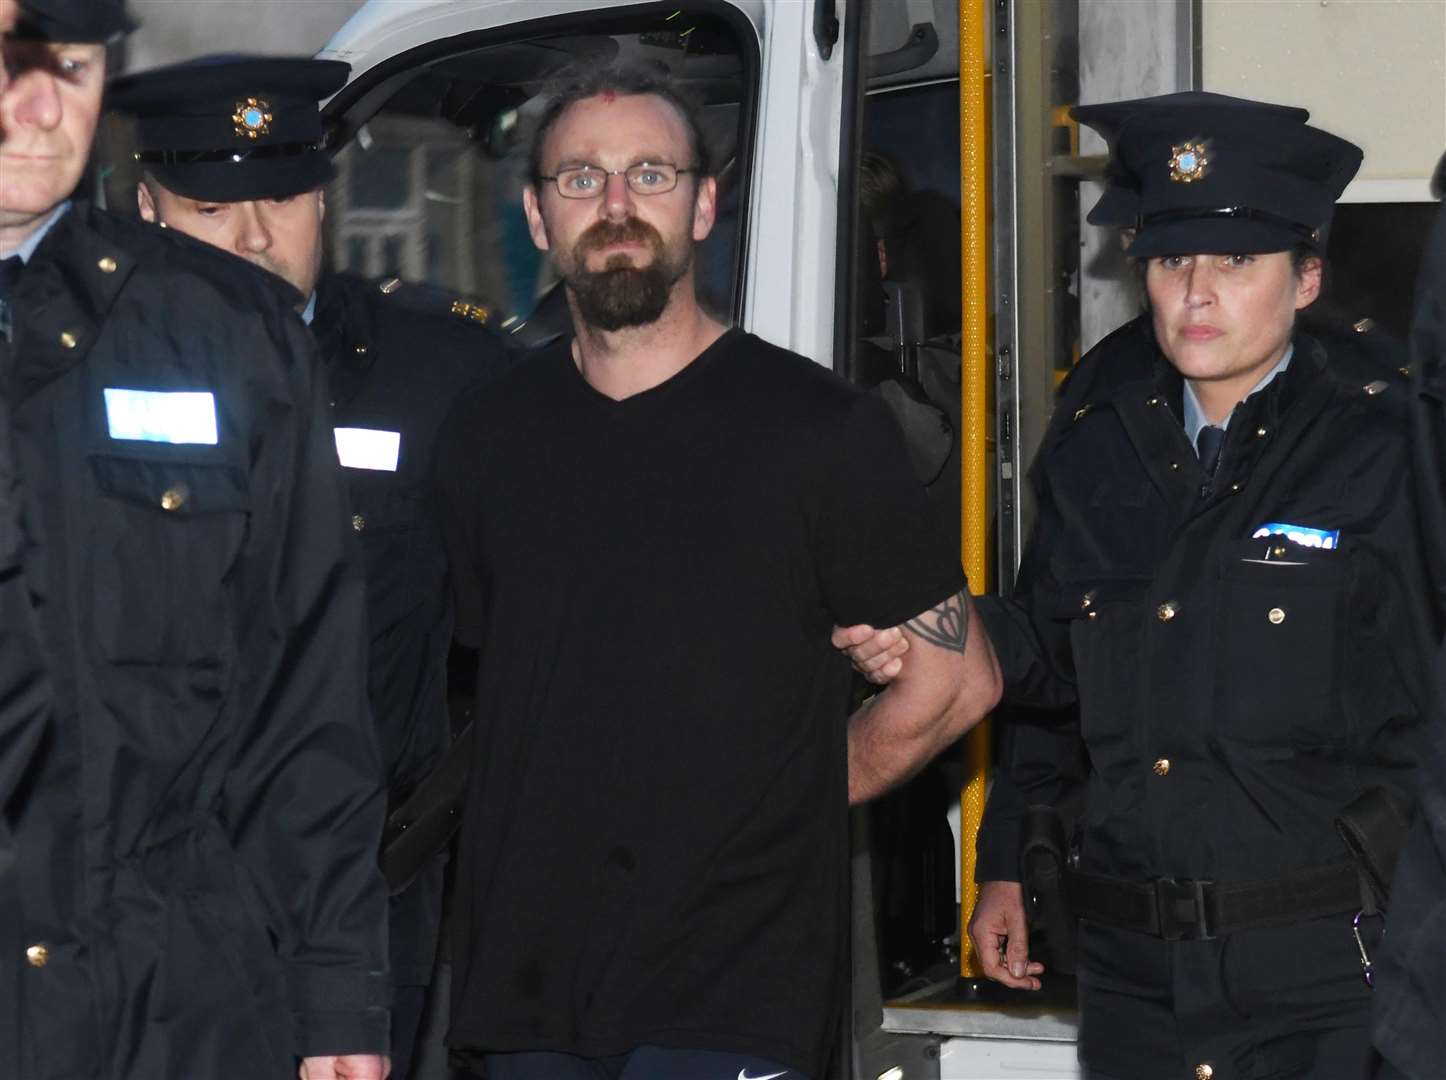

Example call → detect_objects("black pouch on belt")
380 721 474 895
1019 804 1077 974
1334 786 1414 915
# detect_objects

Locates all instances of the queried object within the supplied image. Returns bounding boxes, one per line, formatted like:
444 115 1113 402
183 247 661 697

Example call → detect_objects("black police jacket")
313 271 515 987
1 393 49 1080
978 314 1435 889
6 204 389 1079
1373 201 1446 1080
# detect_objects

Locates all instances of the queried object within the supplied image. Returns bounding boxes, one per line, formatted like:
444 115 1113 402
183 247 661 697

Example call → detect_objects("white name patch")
104 389 218 445
334 427 401 472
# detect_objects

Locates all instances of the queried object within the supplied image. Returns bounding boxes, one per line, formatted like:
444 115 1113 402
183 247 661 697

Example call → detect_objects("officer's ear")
1293 254 1323 311
137 181 157 224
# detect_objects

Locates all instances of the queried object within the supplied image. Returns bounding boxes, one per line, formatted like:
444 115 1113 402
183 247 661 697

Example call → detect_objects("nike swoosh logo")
737 1071 787 1080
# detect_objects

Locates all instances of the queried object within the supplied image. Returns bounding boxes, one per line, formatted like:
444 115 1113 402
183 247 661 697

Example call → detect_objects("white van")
315 3 1443 1077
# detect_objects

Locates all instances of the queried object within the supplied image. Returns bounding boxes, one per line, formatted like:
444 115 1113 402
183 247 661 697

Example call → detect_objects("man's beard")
561 217 692 332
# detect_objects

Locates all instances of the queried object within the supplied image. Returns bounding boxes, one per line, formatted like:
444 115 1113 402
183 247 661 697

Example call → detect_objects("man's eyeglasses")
538 162 696 199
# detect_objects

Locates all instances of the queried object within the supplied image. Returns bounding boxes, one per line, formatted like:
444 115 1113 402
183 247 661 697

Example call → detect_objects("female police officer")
976 95 1437 1080
843 94 1437 1079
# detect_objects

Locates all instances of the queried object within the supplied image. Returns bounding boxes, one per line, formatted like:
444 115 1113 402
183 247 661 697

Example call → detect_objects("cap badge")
232 97 274 140
1168 141 1210 183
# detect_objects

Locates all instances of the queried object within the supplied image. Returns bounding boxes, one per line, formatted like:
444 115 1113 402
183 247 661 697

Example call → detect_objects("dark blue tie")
1196 423 1226 476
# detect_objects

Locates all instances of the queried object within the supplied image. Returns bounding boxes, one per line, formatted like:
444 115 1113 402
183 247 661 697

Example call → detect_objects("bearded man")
433 64 1001 1080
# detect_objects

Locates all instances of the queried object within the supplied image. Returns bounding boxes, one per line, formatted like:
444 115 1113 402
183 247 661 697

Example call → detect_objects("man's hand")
967 880 1044 991
831 623 908 684
299 1055 390 1080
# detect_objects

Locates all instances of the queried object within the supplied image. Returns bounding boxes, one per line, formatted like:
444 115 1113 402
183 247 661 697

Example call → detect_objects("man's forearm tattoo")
904 589 971 654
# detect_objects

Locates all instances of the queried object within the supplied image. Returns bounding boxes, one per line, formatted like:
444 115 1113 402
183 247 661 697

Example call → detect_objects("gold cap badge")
1168 141 1210 183
232 97 273 140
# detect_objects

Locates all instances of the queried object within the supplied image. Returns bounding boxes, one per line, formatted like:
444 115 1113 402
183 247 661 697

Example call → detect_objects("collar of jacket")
11 203 137 399
1065 317 1337 520
313 272 379 409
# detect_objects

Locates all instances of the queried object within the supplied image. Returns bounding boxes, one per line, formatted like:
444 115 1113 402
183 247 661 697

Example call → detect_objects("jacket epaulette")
370 274 500 330
94 206 304 313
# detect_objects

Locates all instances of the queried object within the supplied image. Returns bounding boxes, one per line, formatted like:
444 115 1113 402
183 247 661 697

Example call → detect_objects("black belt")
1063 858 1363 941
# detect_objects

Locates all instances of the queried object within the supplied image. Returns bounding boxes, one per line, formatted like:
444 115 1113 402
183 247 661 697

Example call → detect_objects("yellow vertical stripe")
957 0 992 980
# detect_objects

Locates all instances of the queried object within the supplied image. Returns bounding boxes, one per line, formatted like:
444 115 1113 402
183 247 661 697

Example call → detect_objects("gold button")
1400 366 1411 378
1153 758 1171 776
1230 482 1241 492
1156 602 1177 621
1087 611 1098 620
1196 1065 1214 1080
59 330 79 349
1146 396 1160 406
1080 591 1094 610
354 344 367 355
351 514 366 532
1271 544 1287 558
98 256 118 274
1268 607 1286 625
159 487 186 512
1169 462 1180 471
26 944 48 968
1256 426 1267 437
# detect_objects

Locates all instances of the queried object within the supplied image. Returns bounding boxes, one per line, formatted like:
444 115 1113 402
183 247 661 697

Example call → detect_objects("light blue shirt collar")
301 291 317 326
1182 342 1294 448
13 201 72 264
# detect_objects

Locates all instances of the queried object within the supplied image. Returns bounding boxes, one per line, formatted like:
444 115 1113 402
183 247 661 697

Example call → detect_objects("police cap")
107 54 349 203
10 0 135 43
1073 91 1310 227
1093 93 1362 257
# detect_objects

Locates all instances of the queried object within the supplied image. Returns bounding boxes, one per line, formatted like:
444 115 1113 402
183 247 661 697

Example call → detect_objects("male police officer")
108 53 516 1077
1 7 49 1075
1 6 389 1079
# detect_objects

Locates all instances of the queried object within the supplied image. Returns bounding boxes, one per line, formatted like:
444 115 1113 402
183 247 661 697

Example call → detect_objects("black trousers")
1076 918 1375 1079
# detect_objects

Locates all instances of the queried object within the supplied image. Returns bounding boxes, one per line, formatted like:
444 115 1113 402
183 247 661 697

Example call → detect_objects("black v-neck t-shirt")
437 329 964 1075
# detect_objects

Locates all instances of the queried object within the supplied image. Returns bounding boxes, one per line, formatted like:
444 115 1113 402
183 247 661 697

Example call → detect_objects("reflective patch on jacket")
334 427 401 471
103 388 218 445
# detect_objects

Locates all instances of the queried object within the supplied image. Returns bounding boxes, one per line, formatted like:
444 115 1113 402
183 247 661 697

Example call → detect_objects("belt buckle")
1154 877 1215 941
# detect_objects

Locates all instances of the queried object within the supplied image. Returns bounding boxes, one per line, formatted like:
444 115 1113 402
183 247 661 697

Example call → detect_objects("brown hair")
527 62 712 187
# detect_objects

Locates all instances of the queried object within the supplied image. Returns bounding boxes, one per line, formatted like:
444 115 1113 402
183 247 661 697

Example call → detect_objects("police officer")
1 5 389 1079
981 96 1437 1080
107 53 516 1076
1 9 49 1075
1371 153 1446 1079
843 95 1436 1079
